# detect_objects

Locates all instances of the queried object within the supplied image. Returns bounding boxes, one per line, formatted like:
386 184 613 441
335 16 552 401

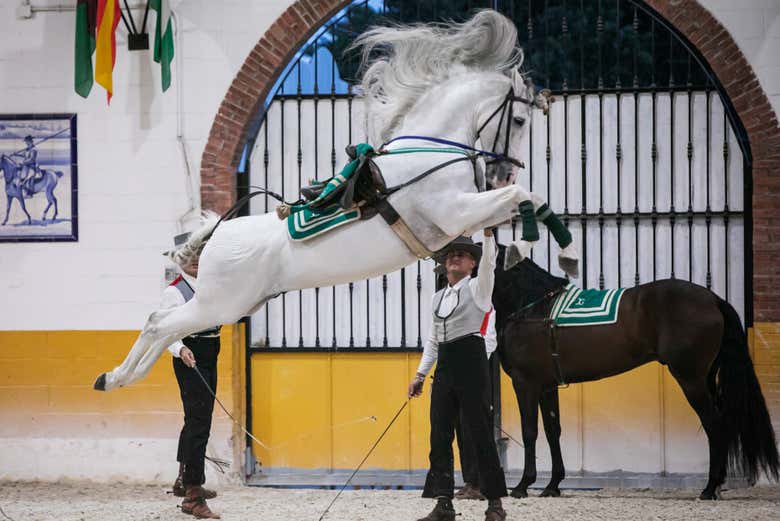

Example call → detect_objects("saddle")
299 145 387 211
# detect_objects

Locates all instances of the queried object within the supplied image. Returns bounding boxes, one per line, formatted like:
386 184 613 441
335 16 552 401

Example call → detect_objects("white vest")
432 284 485 344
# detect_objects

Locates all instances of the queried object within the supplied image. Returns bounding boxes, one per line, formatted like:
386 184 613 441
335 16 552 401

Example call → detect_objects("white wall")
0 0 286 331
702 0 780 120
0 0 773 331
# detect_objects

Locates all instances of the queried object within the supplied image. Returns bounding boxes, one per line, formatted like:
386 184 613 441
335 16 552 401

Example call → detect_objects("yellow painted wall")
247 323 780 473
0 325 242 448
2 321 778 477
250 351 451 471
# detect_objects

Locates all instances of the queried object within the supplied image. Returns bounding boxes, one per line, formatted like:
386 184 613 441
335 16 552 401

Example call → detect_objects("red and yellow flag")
95 0 120 103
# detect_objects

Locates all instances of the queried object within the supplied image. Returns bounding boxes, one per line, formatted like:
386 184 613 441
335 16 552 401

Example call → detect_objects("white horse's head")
477 68 554 189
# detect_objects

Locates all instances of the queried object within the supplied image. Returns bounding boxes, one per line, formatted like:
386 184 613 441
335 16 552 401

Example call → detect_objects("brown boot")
416 498 456 521
181 486 220 519
173 465 216 499
173 463 186 497
455 483 486 500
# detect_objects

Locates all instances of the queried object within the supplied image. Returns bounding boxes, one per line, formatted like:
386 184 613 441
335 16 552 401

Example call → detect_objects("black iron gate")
244 0 750 352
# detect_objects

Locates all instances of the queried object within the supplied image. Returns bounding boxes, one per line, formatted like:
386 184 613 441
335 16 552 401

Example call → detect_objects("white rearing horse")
94 10 579 391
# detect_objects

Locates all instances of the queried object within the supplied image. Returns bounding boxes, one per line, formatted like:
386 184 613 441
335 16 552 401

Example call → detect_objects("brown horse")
491 246 779 500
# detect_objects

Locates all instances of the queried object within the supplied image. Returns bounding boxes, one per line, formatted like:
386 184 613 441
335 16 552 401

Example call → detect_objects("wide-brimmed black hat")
432 236 482 264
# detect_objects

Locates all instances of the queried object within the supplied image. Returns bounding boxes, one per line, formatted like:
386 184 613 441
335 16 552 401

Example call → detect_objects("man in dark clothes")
408 231 508 521
163 232 221 519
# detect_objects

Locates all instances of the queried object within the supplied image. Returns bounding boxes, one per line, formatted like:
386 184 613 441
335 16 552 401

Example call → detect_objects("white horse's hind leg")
95 299 221 391
93 307 177 391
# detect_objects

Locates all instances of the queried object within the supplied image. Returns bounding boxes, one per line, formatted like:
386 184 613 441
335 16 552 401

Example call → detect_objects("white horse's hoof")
93 373 107 391
558 243 579 278
504 240 533 270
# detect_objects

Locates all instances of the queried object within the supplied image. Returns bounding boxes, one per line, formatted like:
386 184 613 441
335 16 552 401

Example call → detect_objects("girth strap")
374 198 432 259
548 321 568 388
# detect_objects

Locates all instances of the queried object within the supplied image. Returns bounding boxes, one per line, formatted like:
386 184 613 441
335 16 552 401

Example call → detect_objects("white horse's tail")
167 211 220 268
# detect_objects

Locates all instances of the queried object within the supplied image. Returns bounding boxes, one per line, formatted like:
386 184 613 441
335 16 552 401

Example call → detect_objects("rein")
380 86 537 171
505 284 566 323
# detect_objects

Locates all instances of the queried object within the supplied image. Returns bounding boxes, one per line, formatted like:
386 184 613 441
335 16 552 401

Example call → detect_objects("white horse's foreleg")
456 187 578 277
449 184 534 234
95 300 222 391
528 193 579 278
449 185 540 268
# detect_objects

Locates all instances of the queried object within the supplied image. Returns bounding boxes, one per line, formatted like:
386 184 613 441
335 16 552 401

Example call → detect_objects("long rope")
318 400 409 521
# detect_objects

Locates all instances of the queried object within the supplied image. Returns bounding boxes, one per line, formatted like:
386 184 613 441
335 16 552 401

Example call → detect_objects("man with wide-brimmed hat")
409 230 508 521
161 232 221 519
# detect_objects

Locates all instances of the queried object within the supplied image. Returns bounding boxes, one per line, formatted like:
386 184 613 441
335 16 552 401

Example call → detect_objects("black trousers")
455 368 493 487
173 336 219 487
423 335 507 500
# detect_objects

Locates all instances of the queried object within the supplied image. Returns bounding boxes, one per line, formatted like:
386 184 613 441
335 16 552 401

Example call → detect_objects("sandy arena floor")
1 481 779 521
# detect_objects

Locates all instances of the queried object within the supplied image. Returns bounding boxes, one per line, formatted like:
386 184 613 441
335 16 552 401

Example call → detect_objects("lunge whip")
318 399 409 521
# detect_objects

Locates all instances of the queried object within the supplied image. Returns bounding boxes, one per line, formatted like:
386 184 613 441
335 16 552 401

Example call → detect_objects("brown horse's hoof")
509 487 528 499
699 488 721 500
539 487 561 497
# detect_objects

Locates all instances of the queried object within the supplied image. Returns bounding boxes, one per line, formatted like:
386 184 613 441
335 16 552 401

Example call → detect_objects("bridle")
475 86 537 170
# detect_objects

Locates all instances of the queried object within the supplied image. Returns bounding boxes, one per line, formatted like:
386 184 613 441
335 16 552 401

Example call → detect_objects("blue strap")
382 135 507 160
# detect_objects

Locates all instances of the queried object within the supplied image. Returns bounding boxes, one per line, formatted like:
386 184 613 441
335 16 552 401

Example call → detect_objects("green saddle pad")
549 284 626 327
287 204 361 241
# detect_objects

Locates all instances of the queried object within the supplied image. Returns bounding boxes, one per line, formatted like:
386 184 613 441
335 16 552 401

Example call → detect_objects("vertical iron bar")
382 274 388 347
280 80 287 347
706 88 712 290
314 41 321 347
651 19 657 282
669 33 676 280
528 0 534 259
417 261 422 348
348 68 355 348
297 60 304 347
723 108 730 301
743 154 753 327
331 41 337 348
687 56 694 283
400 267 407 347
632 6 640 286
264 117 270 348
615 0 622 286
597 0 604 290
579 0 587 289
545 0 551 271
562 0 570 245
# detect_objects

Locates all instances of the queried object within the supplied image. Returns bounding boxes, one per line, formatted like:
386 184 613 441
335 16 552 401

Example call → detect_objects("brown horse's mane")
493 244 568 324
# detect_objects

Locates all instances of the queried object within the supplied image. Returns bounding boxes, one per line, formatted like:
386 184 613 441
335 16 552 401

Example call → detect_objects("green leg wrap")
536 203 572 248
519 200 540 242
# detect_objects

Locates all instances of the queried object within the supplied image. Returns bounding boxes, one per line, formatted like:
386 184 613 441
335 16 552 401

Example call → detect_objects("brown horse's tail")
715 298 779 483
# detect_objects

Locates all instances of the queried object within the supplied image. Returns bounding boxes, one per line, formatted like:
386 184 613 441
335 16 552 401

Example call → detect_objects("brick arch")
201 0 780 320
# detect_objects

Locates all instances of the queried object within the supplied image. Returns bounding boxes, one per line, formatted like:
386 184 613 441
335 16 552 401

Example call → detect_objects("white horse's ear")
511 68 526 92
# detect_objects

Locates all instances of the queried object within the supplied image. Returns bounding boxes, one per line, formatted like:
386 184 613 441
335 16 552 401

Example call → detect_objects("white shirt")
416 236 497 376
162 273 197 358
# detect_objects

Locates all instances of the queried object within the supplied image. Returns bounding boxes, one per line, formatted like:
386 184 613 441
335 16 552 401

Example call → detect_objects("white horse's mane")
351 10 525 145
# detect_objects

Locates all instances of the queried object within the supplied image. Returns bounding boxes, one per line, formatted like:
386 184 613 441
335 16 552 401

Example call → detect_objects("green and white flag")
150 0 174 92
